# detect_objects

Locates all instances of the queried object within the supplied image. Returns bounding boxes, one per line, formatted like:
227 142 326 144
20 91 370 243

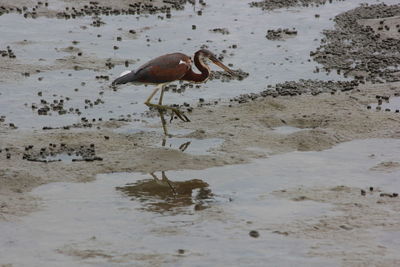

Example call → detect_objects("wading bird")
112 49 235 135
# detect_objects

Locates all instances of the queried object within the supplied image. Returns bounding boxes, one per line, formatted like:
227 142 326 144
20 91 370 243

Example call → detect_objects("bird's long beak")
210 57 235 76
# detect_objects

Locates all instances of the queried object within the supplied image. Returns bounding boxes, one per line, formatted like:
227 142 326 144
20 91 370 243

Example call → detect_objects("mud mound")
231 79 358 103
249 0 341 10
311 4 400 84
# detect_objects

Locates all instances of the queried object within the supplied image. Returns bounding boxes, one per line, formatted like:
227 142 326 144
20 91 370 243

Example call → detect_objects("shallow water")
1 0 398 129
369 96 400 112
1 139 400 266
272 125 309 134
154 137 224 154
44 152 83 162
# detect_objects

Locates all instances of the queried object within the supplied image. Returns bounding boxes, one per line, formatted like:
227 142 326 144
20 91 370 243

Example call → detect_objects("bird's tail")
111 70 137 85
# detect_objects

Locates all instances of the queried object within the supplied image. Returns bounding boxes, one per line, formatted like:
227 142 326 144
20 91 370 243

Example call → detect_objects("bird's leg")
144 84 190 123
144 84 162 105
157 108 169 136
157 86 170 136
178 141 191 152
150 171 176 195
158 85 165 105
161 171 177 195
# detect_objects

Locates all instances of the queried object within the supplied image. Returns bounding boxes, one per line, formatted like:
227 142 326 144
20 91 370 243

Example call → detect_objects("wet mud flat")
311 3 400 84
1 0 400 266
1 139 400 266
2 81 400 265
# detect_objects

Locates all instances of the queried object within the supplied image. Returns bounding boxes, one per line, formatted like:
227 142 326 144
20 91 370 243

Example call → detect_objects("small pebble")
249 230 259 238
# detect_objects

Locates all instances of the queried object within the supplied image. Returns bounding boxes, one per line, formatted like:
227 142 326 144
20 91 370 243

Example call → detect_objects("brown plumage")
112 49 233 85
112 49 235 135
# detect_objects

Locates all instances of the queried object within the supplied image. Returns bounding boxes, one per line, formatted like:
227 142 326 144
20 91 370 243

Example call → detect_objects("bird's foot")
145 102 190 122
169 108 190 123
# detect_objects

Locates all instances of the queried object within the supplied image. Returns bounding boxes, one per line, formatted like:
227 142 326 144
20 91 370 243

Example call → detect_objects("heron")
111 49 235 135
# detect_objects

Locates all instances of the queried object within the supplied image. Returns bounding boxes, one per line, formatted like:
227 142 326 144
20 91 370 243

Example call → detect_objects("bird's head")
196 49 235 76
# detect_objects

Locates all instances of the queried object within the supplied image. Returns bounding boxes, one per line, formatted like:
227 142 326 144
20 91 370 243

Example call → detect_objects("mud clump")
249 0 341 10
0 46 16 58
209 69 249 82
269 79 358 96
0 115 17 130
22 143 102 163
311 4 400 84
209 28 230 35
231 79 358 103
266 28 297 40
249 230 260 238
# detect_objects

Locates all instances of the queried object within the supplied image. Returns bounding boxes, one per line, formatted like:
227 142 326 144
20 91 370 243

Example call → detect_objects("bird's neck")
181 53 210 83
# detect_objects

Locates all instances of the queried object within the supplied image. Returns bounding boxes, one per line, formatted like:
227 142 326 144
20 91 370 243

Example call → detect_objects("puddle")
115 124 194 135
369 96 400 112
1 139 400 266
1 0 399 129
272 125 309 134
44 153 83 163
115 125 224 154
156 137 224 155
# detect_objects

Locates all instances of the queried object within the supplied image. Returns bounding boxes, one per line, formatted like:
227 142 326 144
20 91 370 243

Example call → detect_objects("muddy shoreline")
1 0 400 232
2 80 400 219
1 1 400 266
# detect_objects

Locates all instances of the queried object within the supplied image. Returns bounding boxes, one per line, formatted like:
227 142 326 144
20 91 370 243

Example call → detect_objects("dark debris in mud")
231 79 359 103
0 46 16 58
164 82 201 94
0 115 18 130
250 0 344 10
31 95 104 116
311 4 400 84
209 28 230 35
367 94 400 113
249 0 343 10
266 28 297 40
22 142 102 163
0 0 199 20
209 69 249 82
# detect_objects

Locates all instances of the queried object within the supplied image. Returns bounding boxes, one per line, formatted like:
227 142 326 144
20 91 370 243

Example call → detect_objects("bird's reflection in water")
116 171 213 214
156 109 191 151
160 135 191 152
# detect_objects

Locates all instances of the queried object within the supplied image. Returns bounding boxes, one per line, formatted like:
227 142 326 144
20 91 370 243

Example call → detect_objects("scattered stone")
266 28 297 40
249 230 260 238
209 28 230 35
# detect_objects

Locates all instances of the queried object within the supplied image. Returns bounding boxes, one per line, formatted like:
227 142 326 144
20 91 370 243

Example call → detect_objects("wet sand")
1 79 400 216
1 0 400 266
